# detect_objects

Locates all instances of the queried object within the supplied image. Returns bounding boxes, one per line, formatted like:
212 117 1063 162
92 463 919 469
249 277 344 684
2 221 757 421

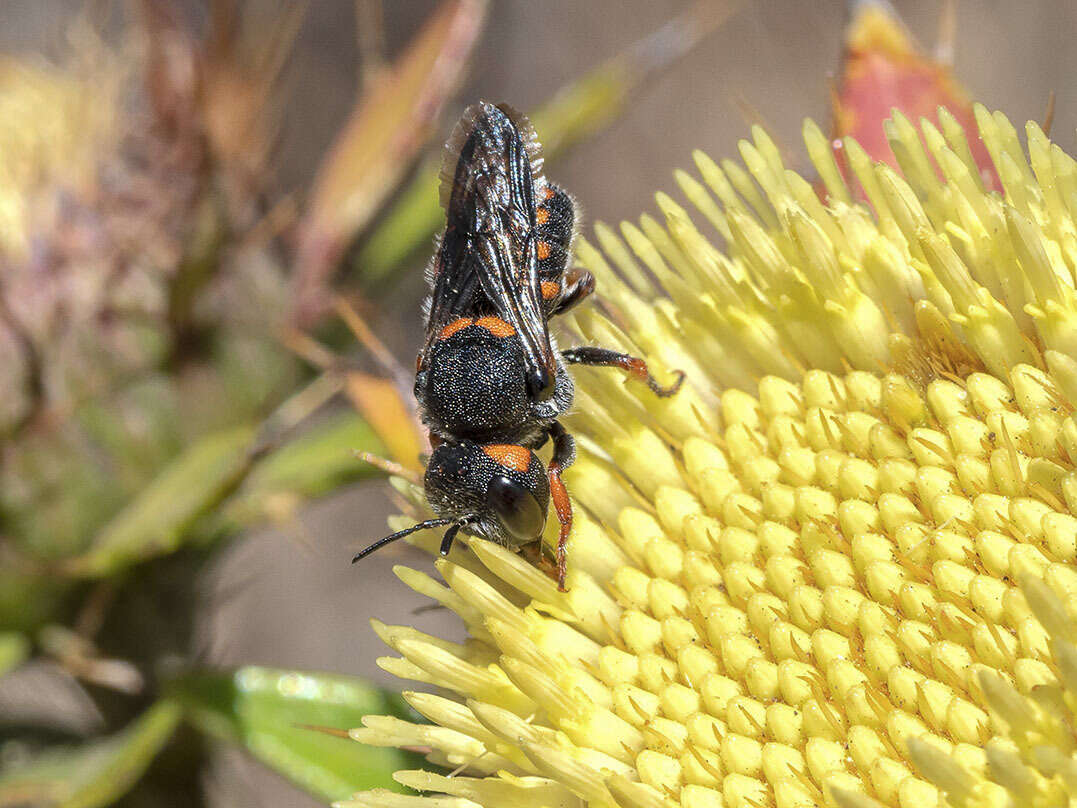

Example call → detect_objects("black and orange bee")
353 102 683 590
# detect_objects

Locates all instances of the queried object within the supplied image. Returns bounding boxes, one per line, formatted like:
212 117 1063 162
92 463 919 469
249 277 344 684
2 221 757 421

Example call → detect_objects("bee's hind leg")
561 346 685 397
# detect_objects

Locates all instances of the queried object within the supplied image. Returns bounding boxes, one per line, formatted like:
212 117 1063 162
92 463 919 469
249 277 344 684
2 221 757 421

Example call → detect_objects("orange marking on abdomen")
536 241 551 261
536 208 550 225
438 317 474 339
482 444 532 473
543 186 556 200
541 281 560 300
474 316 515 337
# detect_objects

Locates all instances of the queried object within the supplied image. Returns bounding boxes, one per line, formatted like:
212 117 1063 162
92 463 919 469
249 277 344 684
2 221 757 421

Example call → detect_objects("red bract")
831 1 999 194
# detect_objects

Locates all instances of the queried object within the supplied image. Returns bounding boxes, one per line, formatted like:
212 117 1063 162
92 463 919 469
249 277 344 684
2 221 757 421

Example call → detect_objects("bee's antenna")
352 518 454 563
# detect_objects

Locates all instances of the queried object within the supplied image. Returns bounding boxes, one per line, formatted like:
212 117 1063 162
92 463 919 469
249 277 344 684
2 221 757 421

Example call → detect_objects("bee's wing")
422 102 556 393
471 195 556 396
419 227 482 365
437 102 543 211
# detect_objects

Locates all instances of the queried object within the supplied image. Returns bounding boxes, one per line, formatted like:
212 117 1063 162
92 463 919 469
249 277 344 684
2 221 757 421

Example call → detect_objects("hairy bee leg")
546 421 576 592
561 346 686 397
551 267 595 315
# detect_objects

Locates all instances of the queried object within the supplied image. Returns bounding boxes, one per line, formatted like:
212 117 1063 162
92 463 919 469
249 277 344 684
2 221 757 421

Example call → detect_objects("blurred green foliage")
0 0 726 804
0 702 181 808
171 667 421 801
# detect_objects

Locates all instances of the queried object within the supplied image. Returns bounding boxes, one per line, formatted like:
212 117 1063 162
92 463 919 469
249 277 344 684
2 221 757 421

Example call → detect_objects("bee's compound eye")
526 367 555 402
486 475 546 541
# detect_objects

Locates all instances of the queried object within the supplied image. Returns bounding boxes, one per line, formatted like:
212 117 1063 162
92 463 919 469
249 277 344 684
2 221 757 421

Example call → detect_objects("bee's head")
423 440 548 548
351 440 548 564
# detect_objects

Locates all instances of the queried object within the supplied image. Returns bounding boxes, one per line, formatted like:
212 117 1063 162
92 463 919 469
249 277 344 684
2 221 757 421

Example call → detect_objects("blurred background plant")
0 0 744 804
1 0 1076 806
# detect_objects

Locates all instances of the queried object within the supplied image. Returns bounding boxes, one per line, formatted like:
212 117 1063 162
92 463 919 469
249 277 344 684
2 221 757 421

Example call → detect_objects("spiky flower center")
345 107 1077 808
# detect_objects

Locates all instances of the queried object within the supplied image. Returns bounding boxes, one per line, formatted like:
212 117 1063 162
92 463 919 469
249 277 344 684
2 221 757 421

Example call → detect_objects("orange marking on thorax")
536 241 551 261
541 281 560 300
439 317 474 339
536 208 550 225
543 186 556 201
482 444 532 473
474 316 515 337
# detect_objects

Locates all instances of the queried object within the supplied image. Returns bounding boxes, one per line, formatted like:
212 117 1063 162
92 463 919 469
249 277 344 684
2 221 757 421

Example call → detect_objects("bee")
353 102 683 590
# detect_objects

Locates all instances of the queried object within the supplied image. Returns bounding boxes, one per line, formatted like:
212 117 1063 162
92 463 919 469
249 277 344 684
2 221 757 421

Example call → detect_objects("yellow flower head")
343 106 1077 808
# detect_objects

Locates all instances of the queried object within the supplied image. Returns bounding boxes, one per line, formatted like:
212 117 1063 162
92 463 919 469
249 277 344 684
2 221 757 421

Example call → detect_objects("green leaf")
235 411 382 510
170 666 418 802
56 407 385 582
0 633 29 677
197 410 383 539
0 701 181 808
64 424 257 578
0 571 68 633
